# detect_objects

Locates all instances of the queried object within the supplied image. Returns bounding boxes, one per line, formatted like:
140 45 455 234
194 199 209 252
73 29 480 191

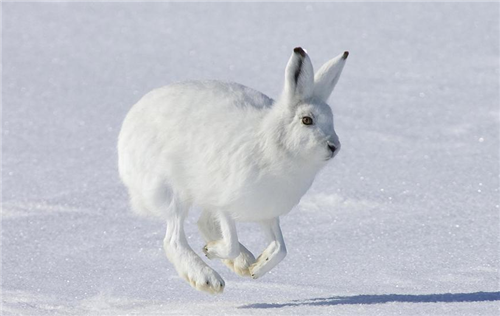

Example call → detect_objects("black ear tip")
294 47 307 58
343 51 349 59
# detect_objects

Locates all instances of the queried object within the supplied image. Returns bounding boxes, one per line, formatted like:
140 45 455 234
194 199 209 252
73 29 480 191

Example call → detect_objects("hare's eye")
302 116 313 126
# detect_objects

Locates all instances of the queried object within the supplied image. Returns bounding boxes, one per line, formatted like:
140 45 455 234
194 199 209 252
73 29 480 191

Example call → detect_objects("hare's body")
119 81 316 222
118 48 348 294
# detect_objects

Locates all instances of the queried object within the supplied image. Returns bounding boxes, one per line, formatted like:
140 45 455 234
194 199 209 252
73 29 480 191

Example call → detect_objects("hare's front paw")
222 246 256 277
249 241 286 279
203 241 239 260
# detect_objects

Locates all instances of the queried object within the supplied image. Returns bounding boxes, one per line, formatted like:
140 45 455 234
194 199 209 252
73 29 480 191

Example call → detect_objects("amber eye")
302 116 313 125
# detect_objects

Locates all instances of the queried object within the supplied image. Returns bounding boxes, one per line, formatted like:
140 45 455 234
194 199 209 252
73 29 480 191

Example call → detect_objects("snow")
2 2 499 315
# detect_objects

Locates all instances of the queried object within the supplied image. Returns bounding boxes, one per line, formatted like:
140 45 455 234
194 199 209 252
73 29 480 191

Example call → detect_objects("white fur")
118 47 348 294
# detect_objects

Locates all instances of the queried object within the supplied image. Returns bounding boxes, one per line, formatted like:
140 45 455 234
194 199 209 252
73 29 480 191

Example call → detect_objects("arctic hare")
118 47 348 294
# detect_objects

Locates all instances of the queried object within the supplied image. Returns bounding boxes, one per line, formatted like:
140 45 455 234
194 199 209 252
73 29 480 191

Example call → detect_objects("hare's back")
118 80 273 208
145 80 272 112
133 79 272 141
138 81 270 147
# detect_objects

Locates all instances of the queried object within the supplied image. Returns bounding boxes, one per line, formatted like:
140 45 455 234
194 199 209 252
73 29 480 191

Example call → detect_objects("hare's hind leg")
249 217 287 279
163 199 225 294
197 211 256 277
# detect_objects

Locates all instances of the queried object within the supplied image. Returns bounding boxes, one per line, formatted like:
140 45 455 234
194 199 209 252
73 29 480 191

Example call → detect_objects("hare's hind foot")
166 246 225 294
180 262 225 294
163 201 225 294
221 244 256 277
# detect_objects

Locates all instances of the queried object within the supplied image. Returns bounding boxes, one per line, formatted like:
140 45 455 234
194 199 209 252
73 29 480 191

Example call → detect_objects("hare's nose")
327 143 337 154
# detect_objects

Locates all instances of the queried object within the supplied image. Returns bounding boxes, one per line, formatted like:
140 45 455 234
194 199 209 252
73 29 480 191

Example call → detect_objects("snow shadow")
240 291 500 309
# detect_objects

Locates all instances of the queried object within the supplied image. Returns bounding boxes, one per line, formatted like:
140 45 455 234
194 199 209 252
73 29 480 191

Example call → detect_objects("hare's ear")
313 51 349 102
282 47 314 103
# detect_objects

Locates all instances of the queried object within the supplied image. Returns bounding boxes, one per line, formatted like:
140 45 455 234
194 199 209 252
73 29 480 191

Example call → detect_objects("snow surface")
2 2 499 315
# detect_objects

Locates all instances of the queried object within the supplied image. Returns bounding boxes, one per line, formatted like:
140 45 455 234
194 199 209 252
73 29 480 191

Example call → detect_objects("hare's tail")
122 173 176 220
128 189 151 216
118 140 175 219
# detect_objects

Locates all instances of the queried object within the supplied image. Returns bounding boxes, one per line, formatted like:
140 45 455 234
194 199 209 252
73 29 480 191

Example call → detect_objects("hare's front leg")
163 202 224 294
198 211 256 277
200 211 241 260
249 217 287 279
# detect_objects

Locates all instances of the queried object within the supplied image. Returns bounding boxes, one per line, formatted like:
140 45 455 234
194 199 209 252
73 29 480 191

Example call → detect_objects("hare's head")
271 47 348 164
